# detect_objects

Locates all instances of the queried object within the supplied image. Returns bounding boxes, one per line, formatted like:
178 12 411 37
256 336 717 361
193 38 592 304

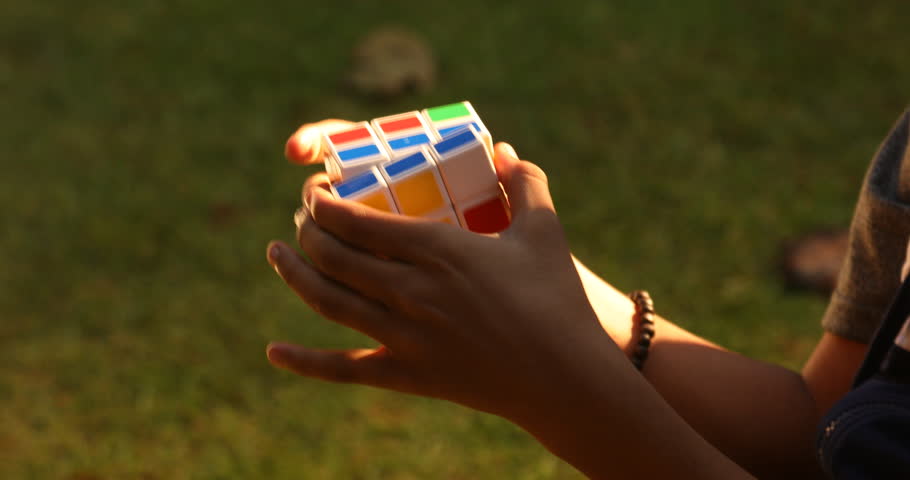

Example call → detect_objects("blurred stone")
780 228 849 295
346 27 435 98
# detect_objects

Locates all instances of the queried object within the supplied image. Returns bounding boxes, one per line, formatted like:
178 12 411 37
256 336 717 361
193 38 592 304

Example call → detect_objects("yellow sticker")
392 170 446 217
358 190 395 213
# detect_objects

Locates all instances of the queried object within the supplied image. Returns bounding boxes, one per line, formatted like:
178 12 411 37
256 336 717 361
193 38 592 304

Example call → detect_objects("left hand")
265 136 619 422
283 118 356 166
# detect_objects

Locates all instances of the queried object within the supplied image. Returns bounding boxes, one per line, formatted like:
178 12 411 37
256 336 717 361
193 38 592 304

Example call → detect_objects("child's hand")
267 129 617 423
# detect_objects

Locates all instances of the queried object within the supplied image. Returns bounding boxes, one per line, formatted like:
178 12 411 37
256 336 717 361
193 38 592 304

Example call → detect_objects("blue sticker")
388 133 431 150
438 122 481 137
434 127 479 156
384 151 428 178
338 144 381 162
334 170 379 197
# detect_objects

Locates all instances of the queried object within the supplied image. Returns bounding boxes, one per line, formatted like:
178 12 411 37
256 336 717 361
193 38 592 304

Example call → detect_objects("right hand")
268 126 626 426
283 116 641 355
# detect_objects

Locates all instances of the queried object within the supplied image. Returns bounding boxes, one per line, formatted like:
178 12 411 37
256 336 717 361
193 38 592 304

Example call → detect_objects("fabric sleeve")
822 109 910 342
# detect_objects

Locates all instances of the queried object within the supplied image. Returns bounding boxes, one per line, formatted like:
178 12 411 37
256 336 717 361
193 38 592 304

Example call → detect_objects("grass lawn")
3 1 910 478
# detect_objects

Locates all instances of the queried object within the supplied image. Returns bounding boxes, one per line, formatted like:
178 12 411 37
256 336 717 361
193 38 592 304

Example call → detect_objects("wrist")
572 257 639 352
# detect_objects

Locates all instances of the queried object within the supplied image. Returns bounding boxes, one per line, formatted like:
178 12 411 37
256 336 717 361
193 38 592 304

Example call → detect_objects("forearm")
509 337 756 479
574 258 824 477
643 332 821 477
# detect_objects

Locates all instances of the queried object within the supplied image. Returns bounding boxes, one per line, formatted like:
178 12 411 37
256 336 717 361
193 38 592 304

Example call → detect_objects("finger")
296 206 413 305
493 142 555 216
301 172 332 209
266 241 404 343
285 119 356 165
492 141 520 182
267 343 406 389
307 188 460 263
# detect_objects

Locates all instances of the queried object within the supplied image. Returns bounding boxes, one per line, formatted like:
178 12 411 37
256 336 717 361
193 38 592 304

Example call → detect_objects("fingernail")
268 243 282 265
294 207 307 229
502 143 518 159
300 128 318 146
307 190 320 216
304 188 315 210
301 129 322 159
287 134 313 162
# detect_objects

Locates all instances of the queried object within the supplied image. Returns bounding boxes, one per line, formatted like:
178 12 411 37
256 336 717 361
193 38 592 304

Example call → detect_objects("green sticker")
426 102 471 122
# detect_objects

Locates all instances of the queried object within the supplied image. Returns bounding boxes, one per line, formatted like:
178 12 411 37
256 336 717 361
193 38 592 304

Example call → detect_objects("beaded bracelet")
629 290 656 371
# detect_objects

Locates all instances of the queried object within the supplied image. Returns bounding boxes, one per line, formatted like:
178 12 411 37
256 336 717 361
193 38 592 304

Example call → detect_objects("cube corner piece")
323 122 391 180
421 101 493 155
430 125 499 206
371 111 437 159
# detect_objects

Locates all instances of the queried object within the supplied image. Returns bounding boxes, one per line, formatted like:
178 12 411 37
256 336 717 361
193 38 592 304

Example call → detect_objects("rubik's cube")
322 101 510 234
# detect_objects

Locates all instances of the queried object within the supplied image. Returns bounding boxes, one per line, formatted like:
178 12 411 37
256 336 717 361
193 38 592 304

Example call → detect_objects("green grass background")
3 1 910 478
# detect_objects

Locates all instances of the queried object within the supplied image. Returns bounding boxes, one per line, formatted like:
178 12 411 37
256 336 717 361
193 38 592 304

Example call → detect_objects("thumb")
266 342 401 387
493 142 555 216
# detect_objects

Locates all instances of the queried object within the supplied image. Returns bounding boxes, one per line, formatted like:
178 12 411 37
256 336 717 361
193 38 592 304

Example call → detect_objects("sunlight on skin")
282 117 704 362
285 119 355 166
268 131 756 477
271 115 905 478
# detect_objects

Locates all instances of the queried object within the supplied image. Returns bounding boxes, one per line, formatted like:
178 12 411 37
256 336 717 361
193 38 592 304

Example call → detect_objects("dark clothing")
817 276 910 478
818 109 910 477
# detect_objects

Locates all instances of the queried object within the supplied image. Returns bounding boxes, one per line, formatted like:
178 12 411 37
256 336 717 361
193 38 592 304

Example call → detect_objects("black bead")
634 344 649 357
628 290 655 371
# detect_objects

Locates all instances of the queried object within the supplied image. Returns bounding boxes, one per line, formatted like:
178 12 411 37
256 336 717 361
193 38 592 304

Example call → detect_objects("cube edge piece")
430 125 499 205
454 186 511 234
329 165 400 214
371 111 438 159
421 101 493 155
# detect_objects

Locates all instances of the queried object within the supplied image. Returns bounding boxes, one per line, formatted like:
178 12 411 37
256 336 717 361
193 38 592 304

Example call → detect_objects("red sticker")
464 195 510 233
329 127 371 145
380 116 422 134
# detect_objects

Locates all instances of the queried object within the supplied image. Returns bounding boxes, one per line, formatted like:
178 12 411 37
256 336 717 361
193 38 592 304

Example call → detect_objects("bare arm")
511 334 756 479
270 127 758 478
273 120 852 478
575 259 868 477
